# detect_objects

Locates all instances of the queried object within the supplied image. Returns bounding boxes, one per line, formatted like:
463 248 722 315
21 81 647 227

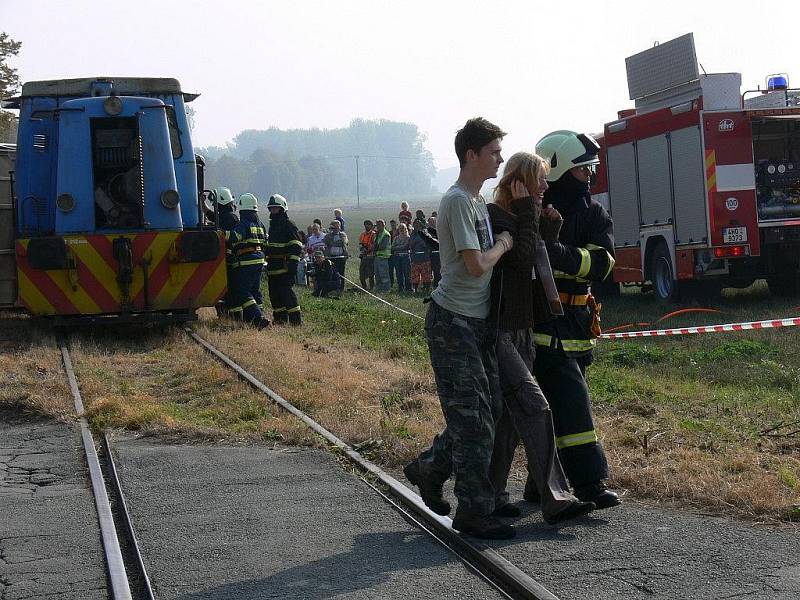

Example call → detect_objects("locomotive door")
0 145 16 306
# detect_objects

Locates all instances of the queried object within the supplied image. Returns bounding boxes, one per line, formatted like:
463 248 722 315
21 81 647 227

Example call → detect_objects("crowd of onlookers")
296 202 441 297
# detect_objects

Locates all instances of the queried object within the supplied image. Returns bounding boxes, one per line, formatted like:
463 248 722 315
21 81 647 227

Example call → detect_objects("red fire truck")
593 33 800 301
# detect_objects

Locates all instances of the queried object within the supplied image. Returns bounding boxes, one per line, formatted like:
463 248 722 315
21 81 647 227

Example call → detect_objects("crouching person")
311 251 341 297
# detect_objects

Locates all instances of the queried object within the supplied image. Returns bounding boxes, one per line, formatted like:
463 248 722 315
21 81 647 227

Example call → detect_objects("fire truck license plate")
723 227 747 243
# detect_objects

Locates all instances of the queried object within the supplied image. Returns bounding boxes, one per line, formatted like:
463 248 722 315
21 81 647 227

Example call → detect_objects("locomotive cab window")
91 117 144 229
165 106 183 160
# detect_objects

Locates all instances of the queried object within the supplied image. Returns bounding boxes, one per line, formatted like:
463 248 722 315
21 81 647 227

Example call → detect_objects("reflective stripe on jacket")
533 192 615 358
266 213 303 276
227 213 267 268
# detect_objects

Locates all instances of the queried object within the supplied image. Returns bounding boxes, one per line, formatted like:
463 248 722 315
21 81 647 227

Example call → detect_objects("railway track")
56 329 558 600
59 342 155 600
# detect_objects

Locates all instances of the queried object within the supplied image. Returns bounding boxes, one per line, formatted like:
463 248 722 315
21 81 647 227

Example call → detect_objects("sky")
3 0 799 171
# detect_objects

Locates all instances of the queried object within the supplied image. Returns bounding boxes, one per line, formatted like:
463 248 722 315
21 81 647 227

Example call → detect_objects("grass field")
2 266 800 522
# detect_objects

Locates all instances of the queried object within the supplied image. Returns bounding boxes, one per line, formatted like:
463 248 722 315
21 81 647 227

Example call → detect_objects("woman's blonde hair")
493 152 549 212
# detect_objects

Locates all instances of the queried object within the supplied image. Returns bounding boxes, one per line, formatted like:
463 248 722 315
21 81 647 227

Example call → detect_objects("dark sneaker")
544 500 596 525
257 318 271 330
403 461 451 516
492 503 522 518
522 478 540 503
452 513 515 540
574 482 621 509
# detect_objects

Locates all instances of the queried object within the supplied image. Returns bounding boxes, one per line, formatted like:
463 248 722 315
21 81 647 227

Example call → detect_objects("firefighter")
211 187 239 316
226 193 269 329
265 194 304 325
529 130 620 509
213 187 239 231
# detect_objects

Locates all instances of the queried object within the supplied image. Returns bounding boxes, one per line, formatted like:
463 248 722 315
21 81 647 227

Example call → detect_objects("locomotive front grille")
93 147 130 168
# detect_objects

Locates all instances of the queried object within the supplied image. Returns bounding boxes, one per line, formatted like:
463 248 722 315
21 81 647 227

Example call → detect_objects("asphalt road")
443 478 800 599
0 413 107 600
4 415 797 600
112 436 505 600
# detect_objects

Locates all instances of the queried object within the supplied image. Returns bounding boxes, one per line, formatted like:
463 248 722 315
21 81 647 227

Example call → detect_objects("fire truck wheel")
766 276 799 298
650 242 681 303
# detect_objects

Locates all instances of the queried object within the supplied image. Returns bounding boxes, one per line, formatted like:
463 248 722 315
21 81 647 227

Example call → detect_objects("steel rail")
359 477 515 600
102 433 156 600
187 329 559 600
59 344 133 600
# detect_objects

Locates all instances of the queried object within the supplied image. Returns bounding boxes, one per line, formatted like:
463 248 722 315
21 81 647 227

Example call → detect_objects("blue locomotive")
0 77 226 323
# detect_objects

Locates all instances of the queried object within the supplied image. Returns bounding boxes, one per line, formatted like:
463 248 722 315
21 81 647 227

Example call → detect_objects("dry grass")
0 315 73 419
194 322 442 465
604 421 800 521
63 327 314 447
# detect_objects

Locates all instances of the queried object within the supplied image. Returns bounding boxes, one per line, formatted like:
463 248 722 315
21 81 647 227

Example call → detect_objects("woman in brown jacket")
487 152 595 524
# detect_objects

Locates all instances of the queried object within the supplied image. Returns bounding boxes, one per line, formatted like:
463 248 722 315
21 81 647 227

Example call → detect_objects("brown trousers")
489 329 578 519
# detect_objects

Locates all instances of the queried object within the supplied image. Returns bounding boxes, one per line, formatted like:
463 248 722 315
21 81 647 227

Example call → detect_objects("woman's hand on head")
542 204 562 222
511 180 529 200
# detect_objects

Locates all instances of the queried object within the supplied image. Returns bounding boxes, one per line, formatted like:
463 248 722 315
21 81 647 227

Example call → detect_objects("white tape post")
600 316 800 340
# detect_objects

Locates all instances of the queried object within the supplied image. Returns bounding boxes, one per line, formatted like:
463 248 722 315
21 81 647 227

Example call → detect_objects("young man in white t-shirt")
404 118 516 539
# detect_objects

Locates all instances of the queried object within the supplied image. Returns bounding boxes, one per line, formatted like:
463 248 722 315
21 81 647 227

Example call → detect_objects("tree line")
198 119 436 203
0 32 21 143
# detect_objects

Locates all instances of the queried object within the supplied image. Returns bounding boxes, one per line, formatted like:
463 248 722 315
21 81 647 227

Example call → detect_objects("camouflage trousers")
415 300 502 516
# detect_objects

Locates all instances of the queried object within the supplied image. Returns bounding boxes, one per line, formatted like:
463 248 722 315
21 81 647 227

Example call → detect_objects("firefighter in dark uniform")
529 130 620 509
226 193 269 329
213 187 239 231
212 187 238 315
265 194 304 325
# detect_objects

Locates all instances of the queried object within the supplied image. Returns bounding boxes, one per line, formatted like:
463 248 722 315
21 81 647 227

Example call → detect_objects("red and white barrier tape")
325 272 799 340
600 316 800 339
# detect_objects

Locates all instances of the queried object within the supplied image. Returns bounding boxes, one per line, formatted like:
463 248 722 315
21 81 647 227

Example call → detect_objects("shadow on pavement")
175 530 468 600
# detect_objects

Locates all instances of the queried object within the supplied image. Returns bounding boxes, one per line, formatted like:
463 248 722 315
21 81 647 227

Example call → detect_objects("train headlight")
160 189 180 209
103 96 123 116
57 193 75 212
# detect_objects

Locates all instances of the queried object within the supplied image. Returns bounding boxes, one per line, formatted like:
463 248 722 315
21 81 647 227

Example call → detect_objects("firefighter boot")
574 481 621 509
403 460 450 516
452 511 515 540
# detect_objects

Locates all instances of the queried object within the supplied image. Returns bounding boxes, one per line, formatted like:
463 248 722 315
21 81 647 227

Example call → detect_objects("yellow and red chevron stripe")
705 149 717 194
16 232 227 316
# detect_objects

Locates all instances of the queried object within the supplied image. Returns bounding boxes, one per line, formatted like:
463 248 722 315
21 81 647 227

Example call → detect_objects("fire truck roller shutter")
637 134 672 227
670 126 707 245
606 143 640 247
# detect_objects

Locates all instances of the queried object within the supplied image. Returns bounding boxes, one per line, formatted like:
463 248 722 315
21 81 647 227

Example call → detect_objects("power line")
203 153 449 166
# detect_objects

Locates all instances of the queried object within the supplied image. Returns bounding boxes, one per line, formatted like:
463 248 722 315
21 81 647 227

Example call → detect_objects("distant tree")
185 105 196 131
202 119 435 202
0 32 22 143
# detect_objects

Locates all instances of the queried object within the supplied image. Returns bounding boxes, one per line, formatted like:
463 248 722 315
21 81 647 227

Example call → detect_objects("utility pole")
354 155 360 209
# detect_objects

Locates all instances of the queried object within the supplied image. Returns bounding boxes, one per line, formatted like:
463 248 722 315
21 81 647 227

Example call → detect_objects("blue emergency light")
767 74 789 91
